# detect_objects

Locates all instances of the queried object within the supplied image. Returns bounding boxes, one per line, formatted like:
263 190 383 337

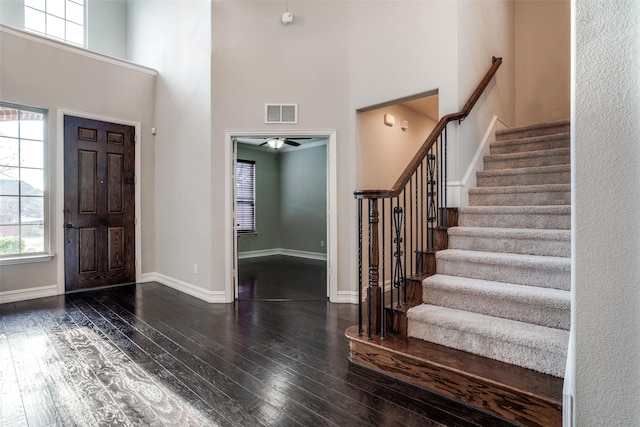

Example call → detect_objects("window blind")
236 160 255 233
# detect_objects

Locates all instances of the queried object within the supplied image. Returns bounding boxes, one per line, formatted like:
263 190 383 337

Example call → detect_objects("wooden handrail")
355 57 503 200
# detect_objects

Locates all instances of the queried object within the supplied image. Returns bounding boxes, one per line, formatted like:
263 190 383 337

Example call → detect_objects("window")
0 104 47 257
24 0 85 47
236 160 255 233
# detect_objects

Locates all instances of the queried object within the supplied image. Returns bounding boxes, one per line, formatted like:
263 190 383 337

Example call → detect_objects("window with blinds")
236 160 256 233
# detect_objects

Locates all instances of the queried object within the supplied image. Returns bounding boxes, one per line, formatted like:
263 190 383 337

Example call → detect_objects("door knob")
66 223 76 229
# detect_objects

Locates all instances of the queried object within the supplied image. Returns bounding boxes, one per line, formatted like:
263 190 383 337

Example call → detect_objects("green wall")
237 143 327 257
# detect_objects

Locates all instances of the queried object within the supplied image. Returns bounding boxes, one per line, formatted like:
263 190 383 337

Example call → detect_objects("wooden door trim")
56 109 142 295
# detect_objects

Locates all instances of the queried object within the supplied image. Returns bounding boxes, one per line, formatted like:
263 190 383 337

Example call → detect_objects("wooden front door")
64 116 135 291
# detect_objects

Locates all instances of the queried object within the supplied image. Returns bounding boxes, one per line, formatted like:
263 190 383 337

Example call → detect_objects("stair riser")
458 212 570 230
448 235 571 257
407 321 567 377
436 259 570 290
491 136 570 155
496 122 570 141
484 153 569 170
424 288 570 330
476 170 571 187
469 190 571 206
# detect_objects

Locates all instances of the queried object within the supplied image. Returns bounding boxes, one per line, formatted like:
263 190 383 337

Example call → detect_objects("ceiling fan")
259 137 311 149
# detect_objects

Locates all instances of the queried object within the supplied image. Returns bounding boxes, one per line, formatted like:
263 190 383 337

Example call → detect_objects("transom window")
24 0 85 47
0 104 47 257
236 160 256 233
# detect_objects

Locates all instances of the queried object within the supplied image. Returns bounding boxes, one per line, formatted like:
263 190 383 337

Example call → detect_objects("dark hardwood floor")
238 255 327 300
1 282 518 426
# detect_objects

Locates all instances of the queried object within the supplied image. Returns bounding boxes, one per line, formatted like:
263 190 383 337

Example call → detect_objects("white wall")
0 27 156 295
455 0 515 188
515 0 570 126
211 1 351 295
570 0 640 424
127 0 213 294
357 103 438 190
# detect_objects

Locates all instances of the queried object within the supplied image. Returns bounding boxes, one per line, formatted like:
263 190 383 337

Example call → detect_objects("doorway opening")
224 130 337 303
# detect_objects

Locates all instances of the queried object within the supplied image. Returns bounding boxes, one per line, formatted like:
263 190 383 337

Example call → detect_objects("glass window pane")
25 0 45 11
47 0 65 18
24 7 46 34
0 226 23 255
20 118 44 141
69 0 83 5
0 196 19 224
47 14 65 40
22 196 44 222
21 224 44 253
66 21 84 46
0 168 20 195
20 169 44 196
20 139 44 168
0 138 20 167
0 109 20 137
66 0 84 25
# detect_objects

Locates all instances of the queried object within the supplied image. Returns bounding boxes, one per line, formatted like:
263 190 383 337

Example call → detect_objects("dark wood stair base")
346 325 563 427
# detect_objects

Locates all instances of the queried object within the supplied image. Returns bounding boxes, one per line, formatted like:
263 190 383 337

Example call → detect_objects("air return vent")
265 104 298 124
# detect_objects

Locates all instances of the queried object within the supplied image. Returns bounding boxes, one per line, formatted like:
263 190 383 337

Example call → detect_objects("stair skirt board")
406 305 569 378
345 325 563 427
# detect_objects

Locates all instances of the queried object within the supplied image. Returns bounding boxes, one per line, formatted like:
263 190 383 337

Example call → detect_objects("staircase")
347 120 570 426
406 120 571 379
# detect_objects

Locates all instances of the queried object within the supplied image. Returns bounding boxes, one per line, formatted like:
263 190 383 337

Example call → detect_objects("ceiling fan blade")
259 141 268 146
284 140 300 146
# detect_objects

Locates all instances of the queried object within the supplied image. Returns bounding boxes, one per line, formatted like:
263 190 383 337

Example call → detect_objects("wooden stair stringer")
346 325 563 427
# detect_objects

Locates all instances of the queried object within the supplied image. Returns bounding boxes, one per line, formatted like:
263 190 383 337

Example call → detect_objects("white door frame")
56 109 142 295
224 130 338 303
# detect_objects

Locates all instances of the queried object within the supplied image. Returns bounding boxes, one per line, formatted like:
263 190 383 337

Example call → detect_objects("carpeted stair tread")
407 304 569 377
495 120 570 141
436 249 570 290
458 205 570 229
468 183 571 206
447 226 570 256
423 274 570 329
483 147 570 170
476 164 570 187
490 132 570 155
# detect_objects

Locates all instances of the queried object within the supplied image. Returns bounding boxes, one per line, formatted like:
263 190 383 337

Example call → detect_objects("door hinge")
134 217 137 226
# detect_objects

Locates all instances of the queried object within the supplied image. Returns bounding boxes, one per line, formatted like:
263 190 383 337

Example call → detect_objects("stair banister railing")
355 57 503 339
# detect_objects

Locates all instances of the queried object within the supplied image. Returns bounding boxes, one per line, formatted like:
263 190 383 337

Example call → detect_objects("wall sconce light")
401 120 409 131
384 113 395 127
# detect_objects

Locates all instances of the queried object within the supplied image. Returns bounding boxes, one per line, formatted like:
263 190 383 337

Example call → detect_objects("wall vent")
265 104 298 124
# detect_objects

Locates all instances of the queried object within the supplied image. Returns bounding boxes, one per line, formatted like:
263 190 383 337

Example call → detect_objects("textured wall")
571 0 640 423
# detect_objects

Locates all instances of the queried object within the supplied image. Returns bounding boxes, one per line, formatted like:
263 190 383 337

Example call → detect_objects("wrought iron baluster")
393 206 404 309
426 152 437 251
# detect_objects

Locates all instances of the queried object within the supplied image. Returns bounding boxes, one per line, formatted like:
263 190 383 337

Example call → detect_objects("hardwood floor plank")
0 320 28 427
92 294 341 427
1 281 524 427
66 296 236 427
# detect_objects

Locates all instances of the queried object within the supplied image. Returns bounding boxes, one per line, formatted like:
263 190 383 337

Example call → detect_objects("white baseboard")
239 248 327 261
0 284 58 304
141 272 228 303
334 290 358 304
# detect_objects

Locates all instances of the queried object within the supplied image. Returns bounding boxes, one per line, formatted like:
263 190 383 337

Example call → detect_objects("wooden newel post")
368 198 381 336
